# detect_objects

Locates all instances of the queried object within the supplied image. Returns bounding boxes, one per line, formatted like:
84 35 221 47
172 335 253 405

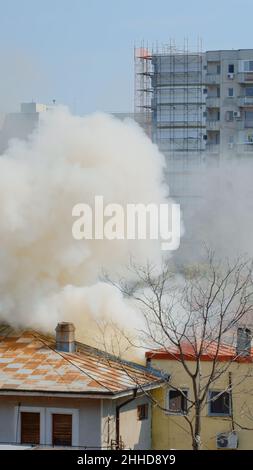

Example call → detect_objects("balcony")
237 143 253 154
206 97 220 108
206 120 220 131
205 74 221 85
237 72 253 83
237 120 253 129
206 143 220 154
237 96 253 107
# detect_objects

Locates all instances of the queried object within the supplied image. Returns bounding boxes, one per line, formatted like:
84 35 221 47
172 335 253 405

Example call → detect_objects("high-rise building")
135 46 253 225
205 49 253 157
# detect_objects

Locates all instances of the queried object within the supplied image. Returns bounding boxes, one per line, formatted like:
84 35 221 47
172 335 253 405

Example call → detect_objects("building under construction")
135 44 253 234
135 42 206 219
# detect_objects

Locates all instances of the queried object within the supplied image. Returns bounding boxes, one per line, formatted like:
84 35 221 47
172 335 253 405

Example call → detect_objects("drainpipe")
115 389 137 449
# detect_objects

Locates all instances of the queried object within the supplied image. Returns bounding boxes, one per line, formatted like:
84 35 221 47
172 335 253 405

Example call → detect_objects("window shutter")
21 412 40 445
52 414 72 446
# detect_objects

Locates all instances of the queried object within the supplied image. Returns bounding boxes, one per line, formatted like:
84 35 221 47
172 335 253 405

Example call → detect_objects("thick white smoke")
0 107 171 342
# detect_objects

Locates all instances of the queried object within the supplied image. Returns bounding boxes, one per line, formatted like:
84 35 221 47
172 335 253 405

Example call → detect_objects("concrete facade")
206 49 253 157
0 394 151 449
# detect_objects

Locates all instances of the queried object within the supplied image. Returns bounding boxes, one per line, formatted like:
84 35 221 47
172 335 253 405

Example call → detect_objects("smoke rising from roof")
0 107 171 342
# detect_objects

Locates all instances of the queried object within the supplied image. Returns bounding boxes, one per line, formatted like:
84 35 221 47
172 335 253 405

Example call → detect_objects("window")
167 389 188 414
228 88 234 97
245 87 253 97
228 64 234 74
226 110 234 122
247 133 253 143
137 404 149 421
208 391 231 416
244 61 253 72
203 88 207 94
217 64 221 74
228 135 234 144
52 414 72 446
21 412 40 445
245 111 253 121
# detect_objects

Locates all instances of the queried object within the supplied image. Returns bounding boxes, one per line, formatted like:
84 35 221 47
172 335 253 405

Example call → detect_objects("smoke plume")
0 107 171 342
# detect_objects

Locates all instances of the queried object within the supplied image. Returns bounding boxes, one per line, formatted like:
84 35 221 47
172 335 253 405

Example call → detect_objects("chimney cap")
236 326 252 357
55 322 75 332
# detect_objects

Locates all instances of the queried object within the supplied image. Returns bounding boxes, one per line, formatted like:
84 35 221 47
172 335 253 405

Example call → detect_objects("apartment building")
206 49 253 156
135 47 253 232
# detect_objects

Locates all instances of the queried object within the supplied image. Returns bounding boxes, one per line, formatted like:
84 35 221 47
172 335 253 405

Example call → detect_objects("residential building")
146 329 253 450
0 322 164 449
206 49 253 156
135 47 253 230
0 102 52 154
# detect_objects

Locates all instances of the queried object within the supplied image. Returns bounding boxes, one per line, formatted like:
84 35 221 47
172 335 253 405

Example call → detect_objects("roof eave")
0 380 166 400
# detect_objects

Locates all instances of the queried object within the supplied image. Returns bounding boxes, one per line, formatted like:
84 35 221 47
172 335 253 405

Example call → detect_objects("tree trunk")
192 402 201 450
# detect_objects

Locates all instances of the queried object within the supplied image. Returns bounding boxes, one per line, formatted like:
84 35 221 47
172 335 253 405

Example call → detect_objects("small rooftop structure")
146 335 253 363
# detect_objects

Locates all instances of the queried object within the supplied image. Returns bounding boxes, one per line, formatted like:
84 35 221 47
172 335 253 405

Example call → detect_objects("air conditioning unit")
233 111 241 119
227 73 234 79
216 431 238 449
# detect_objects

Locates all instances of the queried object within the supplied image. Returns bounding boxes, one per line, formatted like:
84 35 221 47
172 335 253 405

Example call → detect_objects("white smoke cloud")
180 158 253 262
0 107 171 338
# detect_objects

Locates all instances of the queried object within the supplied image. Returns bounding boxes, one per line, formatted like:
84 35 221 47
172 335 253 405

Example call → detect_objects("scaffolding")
134 39 205 155
134 40 206 218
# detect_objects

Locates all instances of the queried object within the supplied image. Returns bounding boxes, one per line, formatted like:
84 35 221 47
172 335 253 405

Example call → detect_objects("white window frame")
14 406 46 445
166 388 189 415
45 407 79 447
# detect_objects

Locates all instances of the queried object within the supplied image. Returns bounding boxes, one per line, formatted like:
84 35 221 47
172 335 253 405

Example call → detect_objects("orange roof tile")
0 327 164 397
146 341 253 363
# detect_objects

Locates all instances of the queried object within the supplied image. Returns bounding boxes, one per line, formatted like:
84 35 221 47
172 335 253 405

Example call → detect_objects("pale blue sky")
1 0 253 114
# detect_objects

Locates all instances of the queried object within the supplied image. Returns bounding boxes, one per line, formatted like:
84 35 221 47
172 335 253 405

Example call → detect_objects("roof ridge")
75 341 165 378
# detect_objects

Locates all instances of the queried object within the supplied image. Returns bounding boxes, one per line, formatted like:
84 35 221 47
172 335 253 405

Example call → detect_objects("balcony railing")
237 72 253 83
206 120 220 131
237 143 253 153
206 97 220 108
206 143 220 154
205 74 221 85
237 96 253 107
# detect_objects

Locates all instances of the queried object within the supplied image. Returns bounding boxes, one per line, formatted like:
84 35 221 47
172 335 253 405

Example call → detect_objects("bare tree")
105 251 253 450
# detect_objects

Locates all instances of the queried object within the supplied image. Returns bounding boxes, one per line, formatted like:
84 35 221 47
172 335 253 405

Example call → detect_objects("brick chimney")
236 327 252 357
55 322 76 353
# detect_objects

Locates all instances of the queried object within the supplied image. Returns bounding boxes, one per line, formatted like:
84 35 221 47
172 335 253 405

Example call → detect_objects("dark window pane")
169 390 187 413
210 392 230 415
245 87 253 97
137 404 149 420
228 64 234 73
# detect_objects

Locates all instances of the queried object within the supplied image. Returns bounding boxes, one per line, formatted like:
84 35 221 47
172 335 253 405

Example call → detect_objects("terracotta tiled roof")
146 340 253 363
0 326 164 396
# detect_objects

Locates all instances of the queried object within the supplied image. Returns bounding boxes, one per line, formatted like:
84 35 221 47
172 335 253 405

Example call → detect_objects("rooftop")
146 341 253 363
0 325 165 398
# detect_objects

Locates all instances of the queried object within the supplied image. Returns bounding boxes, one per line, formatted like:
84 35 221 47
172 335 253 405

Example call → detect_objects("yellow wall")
150 358 253 450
